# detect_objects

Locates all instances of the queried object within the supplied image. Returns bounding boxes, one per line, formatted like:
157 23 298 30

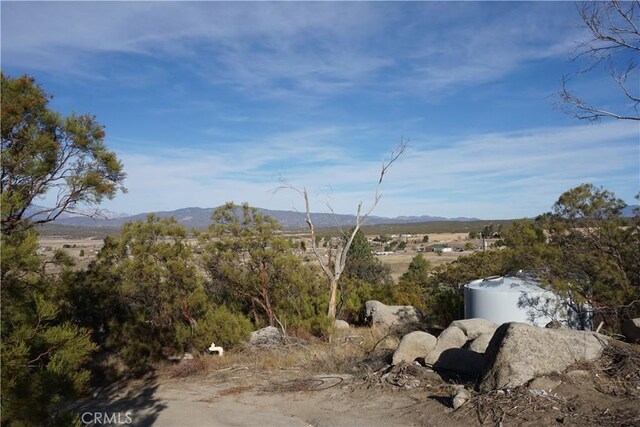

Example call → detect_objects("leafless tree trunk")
560 0 639 121
281 141 406 319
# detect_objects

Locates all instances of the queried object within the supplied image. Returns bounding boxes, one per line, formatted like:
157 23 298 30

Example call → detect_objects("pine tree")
1 74 124 425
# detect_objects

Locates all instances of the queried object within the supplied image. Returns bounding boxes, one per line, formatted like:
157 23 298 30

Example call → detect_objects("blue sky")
2 1 638 219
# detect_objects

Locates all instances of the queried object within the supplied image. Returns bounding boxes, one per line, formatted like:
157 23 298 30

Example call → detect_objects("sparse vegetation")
3 73 639 427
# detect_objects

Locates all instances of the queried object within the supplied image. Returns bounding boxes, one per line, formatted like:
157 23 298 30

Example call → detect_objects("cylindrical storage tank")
464 276 563 327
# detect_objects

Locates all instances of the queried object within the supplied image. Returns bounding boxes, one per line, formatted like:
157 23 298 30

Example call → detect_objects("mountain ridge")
45 205 480 230
29 203 639 230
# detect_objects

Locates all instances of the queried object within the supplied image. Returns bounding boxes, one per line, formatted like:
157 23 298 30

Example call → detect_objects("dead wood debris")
592 340 640 399
455 387 569 425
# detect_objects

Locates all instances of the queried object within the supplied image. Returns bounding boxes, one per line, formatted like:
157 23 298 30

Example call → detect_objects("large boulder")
425 325 467 365
335 319 350 330
479 322 608 392
249 326 283 347
392 331 437 365
450 318 498 340
468 332 494 353
363 300 421 328
622 318 640 343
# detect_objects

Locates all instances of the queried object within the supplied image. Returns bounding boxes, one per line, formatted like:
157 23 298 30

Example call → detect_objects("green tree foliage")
418 184 639 331
337 277 394 324
400 254 432 287
336 229 401 322
342 229 391 286
191 306 252 351
200 203 328 333
87 215 210 370
391 254 432 312
1 73 125 234
481 223 502 238
1 74 125 425
540 184 639 328
501 219 551 270
1 230 98 425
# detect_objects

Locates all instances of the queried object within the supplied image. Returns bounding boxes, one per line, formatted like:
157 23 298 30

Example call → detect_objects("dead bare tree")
279 141 406 319
560 0 640 121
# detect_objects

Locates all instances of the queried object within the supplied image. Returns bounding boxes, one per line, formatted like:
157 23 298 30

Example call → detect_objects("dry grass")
159 327 400 382
455 387 568 425
378 252 465 281
592 340 640 399
167 358 208 378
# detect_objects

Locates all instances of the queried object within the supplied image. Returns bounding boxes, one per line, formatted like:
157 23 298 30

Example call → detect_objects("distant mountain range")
29 204 480 230
28 203 639 230
25 205 129 221
621 205 639 218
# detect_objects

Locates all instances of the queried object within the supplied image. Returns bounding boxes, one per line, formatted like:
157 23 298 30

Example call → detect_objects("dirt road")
71 373 465 427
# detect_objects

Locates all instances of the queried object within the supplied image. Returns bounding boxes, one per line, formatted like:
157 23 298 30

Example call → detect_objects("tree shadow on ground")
68 376 166 426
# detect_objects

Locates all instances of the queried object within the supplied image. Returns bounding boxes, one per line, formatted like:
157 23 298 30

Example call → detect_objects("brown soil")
73 332 640 427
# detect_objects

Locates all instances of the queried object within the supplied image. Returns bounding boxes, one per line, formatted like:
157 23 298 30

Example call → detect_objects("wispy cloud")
8 2 636 220
50 121 637 219
2 2 583 99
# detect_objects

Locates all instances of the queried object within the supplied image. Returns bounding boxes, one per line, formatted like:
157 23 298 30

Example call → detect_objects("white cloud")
70 121 639 219
2 2 584 98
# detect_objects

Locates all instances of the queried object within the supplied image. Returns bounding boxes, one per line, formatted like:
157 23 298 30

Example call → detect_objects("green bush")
337 277 396 324
426 285 463 328
192 306 252 351
286 314 335 338
1 231 97 426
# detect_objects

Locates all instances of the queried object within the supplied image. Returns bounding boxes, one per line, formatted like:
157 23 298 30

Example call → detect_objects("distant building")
428 244 452 253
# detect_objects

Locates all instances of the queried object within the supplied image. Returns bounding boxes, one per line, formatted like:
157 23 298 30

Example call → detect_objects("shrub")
286 314 335 338
192 306 252 352
426 285 463 328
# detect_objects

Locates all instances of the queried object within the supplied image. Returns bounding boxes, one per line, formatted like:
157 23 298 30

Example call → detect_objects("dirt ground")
71 360 640 427
39 231 475 279
71 331 640 427
39 237 105 271
379 252 466 281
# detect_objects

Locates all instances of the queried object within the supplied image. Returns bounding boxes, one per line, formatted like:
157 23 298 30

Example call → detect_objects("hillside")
47 205 480 230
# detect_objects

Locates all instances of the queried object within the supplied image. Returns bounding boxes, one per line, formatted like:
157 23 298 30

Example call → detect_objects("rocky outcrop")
363 300 421 328
622 318 640 343
479 322 608 391
468 332 494 353
451 386 471 410
422 322 494 376
392 331 437 365
450 318 498 341
249 326 283 347
424 325 467 365
335 320 350 330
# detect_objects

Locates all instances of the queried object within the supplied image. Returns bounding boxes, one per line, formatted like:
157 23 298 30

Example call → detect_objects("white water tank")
464 276 562 327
